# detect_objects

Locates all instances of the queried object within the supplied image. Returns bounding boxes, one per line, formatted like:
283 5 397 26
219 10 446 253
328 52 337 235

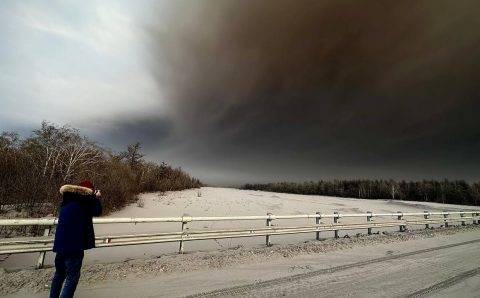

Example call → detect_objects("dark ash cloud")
138 1 480 184
90 117 174 153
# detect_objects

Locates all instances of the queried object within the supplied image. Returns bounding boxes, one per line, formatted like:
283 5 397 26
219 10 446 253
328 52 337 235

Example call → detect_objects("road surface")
191 236 480 297
43 229 480 297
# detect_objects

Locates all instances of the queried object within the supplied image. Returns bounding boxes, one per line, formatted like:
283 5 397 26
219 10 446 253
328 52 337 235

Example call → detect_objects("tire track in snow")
406 267 480 297
188 238 480 297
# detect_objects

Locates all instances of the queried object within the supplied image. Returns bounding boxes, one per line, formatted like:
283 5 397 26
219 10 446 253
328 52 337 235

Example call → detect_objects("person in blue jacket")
50 180 102 298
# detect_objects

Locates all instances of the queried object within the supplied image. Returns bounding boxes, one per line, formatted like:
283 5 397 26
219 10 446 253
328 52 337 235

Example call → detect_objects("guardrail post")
443 212 449 228
397 211 405 232
460 211 466 226
179 214 189 254
476 212 480 225
36 226 51 269
424 211 430 229
315 212 321 240
266 213 273 246
367 211 373 235
333 211 339 238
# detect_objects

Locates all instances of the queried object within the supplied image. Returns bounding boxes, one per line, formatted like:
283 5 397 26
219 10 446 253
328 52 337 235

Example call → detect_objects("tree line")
244 179 480 206
0 121 202 218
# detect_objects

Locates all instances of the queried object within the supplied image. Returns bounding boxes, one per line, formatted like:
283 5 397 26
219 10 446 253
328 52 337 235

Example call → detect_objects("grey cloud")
135 0 480 184
5 1 480 185
89 117 173 153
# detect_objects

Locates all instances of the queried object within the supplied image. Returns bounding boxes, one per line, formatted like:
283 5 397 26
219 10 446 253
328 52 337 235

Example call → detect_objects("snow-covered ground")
2 187 479 270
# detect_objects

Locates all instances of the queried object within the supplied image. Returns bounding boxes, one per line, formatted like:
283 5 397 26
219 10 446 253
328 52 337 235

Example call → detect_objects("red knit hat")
79 180 94 190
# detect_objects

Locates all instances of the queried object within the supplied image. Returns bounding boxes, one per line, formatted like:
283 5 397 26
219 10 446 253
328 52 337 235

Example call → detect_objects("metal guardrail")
1 210 479 268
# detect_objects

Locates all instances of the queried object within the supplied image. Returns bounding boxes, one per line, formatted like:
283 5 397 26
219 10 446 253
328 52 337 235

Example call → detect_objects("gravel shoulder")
2 224 480 297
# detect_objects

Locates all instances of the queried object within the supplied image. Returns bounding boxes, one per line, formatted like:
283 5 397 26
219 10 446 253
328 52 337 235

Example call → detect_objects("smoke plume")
142 1 480 184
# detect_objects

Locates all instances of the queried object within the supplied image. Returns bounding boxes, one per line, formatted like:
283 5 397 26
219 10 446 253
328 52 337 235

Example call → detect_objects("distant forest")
244 180 480 206
0 121 201 218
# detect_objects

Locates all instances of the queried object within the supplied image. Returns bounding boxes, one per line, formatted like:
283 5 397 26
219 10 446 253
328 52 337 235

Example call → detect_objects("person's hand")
95 190 102 198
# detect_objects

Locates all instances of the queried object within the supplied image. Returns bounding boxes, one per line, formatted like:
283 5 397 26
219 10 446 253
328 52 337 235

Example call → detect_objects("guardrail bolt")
333 211 339 239
367 211 373 235
460 211 466 226
36 226 51 269
424 211 430 229
315 211 321 240
443 212 449 228
397 211 405 232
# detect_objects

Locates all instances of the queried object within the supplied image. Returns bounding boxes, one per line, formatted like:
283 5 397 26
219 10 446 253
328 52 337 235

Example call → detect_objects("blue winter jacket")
53 185 102 254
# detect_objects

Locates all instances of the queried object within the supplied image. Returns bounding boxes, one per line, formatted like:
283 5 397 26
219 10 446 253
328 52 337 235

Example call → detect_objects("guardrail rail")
1 210 479 268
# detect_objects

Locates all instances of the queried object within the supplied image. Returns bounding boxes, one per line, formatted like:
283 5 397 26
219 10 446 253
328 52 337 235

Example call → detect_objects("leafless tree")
0 122 201 223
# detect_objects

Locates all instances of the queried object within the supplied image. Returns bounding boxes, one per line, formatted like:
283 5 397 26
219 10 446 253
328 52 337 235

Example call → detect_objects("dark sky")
2 1 480 185
132 0 480 185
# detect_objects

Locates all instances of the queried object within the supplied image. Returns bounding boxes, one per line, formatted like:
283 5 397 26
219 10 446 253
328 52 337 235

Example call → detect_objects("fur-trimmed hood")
59 184 94 196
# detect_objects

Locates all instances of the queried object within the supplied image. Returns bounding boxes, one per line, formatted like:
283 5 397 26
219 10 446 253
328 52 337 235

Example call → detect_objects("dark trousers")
50 251 84 298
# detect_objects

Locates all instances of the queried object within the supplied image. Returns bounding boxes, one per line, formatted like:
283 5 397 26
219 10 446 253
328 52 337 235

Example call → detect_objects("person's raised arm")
90 190 103 217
